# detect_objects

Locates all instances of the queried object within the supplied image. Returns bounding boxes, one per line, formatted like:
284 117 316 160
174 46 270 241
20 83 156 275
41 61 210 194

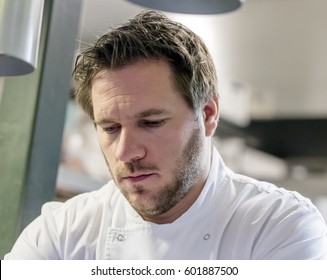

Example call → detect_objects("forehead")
93 58 173 87
91 59 190 121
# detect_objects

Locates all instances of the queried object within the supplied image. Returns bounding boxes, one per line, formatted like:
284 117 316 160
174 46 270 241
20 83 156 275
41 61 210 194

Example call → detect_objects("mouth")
121 173 155 183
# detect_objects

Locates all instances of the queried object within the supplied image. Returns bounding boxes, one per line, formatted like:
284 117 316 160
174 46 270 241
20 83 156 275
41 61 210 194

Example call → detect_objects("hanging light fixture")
126 0 245 14
0 0 44 76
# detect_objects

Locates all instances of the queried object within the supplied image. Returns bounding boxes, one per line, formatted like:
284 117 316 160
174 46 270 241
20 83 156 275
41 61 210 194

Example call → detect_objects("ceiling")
77 0 327 160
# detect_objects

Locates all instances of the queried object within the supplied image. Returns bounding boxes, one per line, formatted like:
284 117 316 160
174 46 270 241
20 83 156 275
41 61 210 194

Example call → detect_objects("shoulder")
40 180 124 231
225 169 312 210
223 171 327 259
5 180 124 259
44 180 120 213
212 148 311 209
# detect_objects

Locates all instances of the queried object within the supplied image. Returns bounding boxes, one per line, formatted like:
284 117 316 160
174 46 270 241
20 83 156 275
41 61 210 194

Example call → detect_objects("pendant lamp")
0 0 44 76
126 0 245 14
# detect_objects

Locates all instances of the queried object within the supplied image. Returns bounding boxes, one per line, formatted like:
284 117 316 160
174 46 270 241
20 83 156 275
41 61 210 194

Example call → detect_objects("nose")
115 127 146 163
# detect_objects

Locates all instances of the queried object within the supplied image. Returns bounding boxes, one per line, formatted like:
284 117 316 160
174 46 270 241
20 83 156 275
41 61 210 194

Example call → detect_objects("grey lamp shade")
0 0 44 76
126 0 244 14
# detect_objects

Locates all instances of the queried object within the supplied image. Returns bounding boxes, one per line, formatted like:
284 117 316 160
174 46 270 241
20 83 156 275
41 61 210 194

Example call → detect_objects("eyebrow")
136 109 170 118
94 109 170 125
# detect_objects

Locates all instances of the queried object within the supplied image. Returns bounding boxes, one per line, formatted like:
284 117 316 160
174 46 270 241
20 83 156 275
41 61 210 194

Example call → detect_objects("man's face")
92 59 212 222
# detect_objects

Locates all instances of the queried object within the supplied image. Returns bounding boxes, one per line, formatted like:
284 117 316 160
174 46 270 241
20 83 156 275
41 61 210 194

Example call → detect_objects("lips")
122 173 155 183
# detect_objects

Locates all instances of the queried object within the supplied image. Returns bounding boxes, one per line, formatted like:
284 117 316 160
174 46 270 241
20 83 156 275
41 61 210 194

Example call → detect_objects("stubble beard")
104 124 205 218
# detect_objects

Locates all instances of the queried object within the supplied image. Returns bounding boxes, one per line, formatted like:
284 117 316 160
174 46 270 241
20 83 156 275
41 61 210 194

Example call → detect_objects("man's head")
73 11 219 223
73 10 218 120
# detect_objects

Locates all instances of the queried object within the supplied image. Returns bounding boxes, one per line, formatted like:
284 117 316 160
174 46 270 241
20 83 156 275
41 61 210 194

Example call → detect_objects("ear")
203 95 219 137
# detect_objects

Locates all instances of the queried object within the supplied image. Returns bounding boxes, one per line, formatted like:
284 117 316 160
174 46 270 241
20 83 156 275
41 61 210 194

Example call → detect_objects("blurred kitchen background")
1 0 327 258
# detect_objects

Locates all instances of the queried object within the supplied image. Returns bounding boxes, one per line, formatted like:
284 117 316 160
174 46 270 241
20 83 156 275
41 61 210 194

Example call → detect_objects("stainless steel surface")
0 0 44 76
125 0 244 14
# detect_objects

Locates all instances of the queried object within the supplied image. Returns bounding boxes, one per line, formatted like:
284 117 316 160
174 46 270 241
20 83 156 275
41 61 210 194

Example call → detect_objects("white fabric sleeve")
252 201 327 260
4 202 63 260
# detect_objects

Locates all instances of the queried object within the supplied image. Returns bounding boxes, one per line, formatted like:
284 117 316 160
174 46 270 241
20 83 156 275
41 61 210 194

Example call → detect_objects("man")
5 10 327 259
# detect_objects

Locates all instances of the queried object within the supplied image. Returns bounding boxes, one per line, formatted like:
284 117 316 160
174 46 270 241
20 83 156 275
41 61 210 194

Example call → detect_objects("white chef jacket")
5 148 327 259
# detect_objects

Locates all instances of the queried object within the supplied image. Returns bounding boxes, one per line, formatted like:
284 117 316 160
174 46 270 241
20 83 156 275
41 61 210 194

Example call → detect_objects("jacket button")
117 234 125 241
203 234 210 240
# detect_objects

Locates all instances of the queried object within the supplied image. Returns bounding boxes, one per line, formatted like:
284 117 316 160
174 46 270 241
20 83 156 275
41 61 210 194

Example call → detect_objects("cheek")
96 127 115 149
154 133 188 165
96 131 115 161
96 131 107 153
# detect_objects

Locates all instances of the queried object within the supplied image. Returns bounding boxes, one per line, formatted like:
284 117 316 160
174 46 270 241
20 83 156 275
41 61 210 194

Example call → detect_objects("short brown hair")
73 10 218 119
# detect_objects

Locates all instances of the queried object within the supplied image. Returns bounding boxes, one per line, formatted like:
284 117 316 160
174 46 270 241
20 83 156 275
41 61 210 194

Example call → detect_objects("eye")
102 124 121 134
141 119 166 128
